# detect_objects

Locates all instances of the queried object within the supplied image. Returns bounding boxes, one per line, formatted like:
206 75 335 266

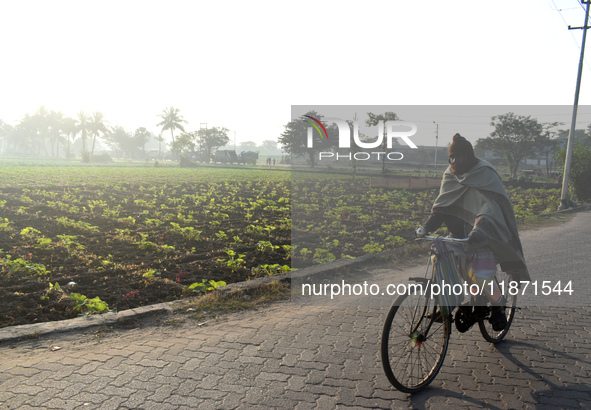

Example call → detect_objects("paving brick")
219 391 247 409
7 366 40 377
165 394 205 407
3 393 30 409
55 383 86 400
69 391 109 405
99 395 127 410
119 389 152 408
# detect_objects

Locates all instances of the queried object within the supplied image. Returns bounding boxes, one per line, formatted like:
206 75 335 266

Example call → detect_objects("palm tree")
156 134 165 159
33 106 50 156
16 113 37 155
76 111 90 152
0 120 12 154
133 127 152 158
61 117 77 159
156 107 186 146
47 110 65 157
89 112 108 155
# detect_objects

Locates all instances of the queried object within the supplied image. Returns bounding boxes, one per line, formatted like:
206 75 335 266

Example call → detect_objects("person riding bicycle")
415 133 530 331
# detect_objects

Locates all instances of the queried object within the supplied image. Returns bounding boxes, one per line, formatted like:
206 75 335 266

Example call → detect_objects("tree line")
279 111 587 177
0 106 152 160
279 111 591 201
0 106 280 161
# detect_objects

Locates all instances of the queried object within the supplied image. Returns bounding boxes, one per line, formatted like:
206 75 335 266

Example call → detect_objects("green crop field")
0 164 560 328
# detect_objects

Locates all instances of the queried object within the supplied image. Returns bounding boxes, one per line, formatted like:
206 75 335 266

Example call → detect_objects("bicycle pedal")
489 309 508 331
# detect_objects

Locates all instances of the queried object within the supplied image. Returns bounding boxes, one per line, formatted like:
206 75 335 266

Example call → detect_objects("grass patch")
518 213 574 230
91 325 114 339
163 318 185 327
91 325 114 335
182 280 290 321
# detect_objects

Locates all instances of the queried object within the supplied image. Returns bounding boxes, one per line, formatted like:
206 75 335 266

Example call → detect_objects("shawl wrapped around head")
432 159 530 281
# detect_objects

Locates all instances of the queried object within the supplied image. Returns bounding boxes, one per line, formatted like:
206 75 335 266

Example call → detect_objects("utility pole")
559 0 591 210
433 121 439 169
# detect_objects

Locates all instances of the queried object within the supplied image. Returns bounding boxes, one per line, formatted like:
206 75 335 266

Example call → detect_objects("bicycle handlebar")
416 235 469 243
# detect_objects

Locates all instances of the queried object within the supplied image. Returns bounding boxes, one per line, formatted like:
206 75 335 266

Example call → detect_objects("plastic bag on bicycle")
442 241 503 305
431 237 464 316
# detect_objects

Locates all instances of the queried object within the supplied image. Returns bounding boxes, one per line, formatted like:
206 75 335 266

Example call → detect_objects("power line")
552 0 591 72
552 0 584 47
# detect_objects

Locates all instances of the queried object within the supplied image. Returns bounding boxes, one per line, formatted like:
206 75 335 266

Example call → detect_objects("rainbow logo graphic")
301 115 329 139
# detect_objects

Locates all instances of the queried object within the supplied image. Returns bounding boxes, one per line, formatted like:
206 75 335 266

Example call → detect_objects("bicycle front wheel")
381 291 451 393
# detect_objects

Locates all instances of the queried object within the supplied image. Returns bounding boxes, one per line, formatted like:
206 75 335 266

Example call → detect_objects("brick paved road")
1 212 590 409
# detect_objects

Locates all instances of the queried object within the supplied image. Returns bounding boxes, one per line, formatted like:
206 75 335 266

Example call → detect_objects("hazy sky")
2 0 591 148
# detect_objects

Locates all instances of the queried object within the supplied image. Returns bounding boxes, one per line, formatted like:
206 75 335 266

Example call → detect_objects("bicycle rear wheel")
478 272 517 343
381 291 451 393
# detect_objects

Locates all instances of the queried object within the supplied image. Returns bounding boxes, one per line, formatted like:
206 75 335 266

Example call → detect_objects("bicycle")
380 235 518 393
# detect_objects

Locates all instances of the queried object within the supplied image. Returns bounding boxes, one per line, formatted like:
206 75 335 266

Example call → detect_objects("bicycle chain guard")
454 306 475 333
